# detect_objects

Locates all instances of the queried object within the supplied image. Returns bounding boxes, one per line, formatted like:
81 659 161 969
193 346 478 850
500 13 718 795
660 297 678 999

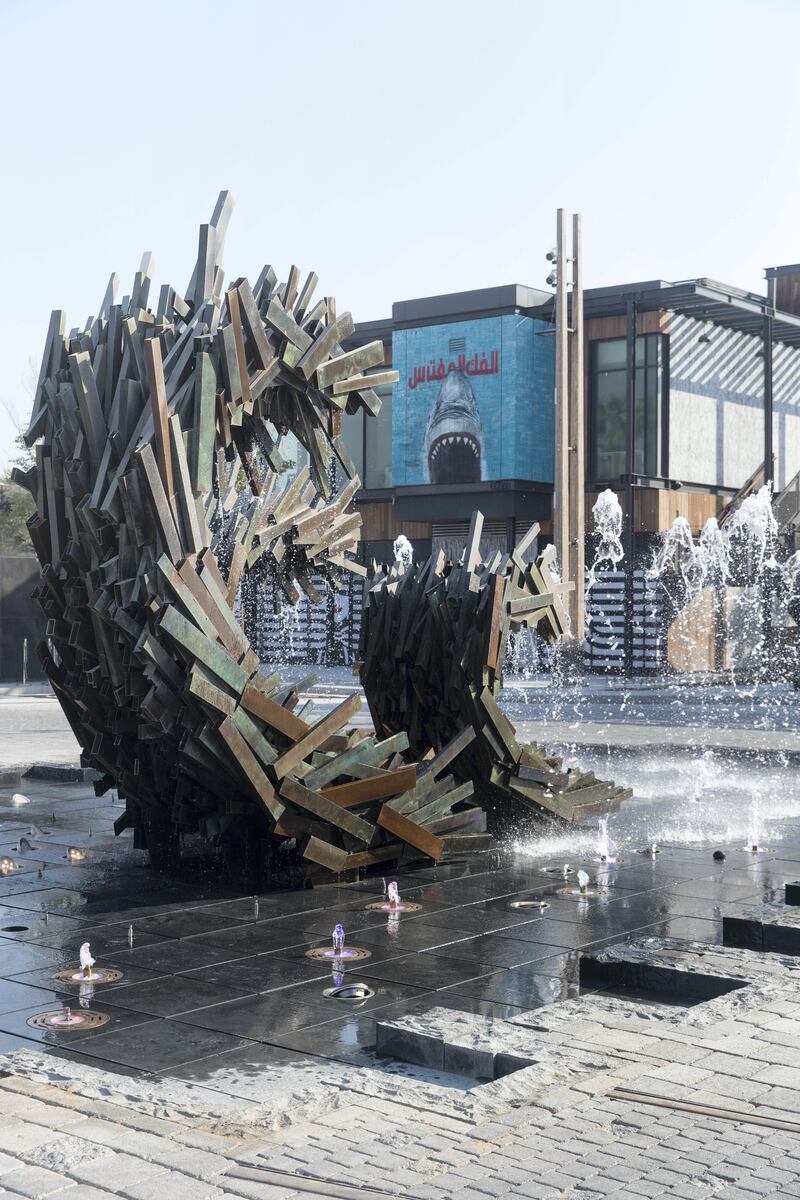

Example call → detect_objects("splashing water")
596 817 618 863
747 797 763 851
79 943 95 976
393 534 414 569
387 881 400 907
691 750 717 803
587 489 624 592
577 869 590 894
332 923 345 955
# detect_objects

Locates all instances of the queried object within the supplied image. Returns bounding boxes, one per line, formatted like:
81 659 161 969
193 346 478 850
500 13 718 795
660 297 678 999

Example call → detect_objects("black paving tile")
174 976 427 1039
441 964 581 1010
61 1017 250 1073
96 974 250 1017
352 952 499 990
178 955 332 993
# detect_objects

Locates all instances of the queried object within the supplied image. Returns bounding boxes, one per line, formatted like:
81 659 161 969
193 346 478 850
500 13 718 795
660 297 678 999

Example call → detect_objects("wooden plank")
297 313 355 380
320 766 417 808
218 717 284 821
272 693 362 780
303 732 409 791
316 341 386 390
159 605 248 695
303 836 348 873
377 804 444 862
240 680 312 741
279 776 375 844
479 687 522 763
332 370 398 395
144 337 175 499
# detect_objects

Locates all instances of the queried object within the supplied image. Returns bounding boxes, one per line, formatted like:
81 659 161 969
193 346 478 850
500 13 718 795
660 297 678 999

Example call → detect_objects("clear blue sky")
1 0 798 467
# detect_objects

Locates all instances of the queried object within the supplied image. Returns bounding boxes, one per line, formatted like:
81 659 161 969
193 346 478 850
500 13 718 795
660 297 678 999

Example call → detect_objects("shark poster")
391 314 555 487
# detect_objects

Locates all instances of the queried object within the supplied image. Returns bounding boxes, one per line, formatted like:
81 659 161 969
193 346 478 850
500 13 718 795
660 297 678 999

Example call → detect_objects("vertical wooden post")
553 209 570 594
568 213 585 640
624 296 637 676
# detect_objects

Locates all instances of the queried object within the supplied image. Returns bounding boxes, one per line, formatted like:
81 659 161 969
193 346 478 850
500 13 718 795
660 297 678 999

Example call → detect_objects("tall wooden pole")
553 208 570 593
568 212 585 640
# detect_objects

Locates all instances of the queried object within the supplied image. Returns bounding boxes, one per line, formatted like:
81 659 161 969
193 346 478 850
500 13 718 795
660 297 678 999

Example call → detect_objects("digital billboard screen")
391 314 554 487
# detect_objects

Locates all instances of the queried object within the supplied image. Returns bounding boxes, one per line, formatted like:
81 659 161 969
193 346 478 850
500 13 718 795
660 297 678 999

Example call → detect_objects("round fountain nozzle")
324 982 375 1002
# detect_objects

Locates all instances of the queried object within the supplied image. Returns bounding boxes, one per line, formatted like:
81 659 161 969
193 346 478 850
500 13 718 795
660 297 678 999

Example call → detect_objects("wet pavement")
2 775 800 1090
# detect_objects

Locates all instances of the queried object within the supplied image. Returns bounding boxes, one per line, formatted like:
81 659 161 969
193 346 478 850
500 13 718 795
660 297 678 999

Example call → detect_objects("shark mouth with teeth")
424 368 483 484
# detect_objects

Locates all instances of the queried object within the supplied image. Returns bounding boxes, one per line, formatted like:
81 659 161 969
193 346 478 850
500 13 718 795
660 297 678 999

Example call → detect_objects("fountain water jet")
595 817 619 864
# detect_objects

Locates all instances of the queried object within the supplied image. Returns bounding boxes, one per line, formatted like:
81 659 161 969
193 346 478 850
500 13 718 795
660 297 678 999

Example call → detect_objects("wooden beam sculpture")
360 513 632 829
15 192 477 884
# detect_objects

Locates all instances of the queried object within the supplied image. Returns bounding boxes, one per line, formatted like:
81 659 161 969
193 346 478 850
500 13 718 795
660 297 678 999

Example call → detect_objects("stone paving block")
45 1189 122 1200
0 1125 59 1158
130 1147 232 1182
0 1158 20 1179
21 1137 115 1174
64 1154 167 1191
0 1166 68 1198
115 1171 228 1200
216 1181 301 1200
172 1130 245 1154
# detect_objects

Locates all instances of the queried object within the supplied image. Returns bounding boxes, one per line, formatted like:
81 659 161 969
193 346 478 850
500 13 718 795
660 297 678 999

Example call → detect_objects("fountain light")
0 857 17 876
305 927 372 963
11 793 29 806
67 847 86 862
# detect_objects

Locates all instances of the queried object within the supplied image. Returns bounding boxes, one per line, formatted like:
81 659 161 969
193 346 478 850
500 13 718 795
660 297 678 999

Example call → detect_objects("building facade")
343 271 800 565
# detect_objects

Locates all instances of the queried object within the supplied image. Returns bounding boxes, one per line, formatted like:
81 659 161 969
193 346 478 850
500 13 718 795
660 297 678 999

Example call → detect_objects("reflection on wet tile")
179 955 331 994
96 974 249 1017
175 976 427 1040
61 1017 249 1073
271 992 529 1066
353 952 499 990
441 964 580 1010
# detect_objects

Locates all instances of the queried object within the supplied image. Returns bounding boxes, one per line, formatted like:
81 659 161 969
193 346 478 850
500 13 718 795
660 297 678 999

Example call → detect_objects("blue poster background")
391 314 554 486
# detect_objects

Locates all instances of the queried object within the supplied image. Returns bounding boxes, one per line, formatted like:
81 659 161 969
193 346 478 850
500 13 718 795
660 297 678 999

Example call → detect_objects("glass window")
341 410 365 483
365 386 392 489
590 334 665 481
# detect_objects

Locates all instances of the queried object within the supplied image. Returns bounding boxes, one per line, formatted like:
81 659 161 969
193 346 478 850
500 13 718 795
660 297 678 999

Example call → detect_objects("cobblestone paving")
4 937 800 1198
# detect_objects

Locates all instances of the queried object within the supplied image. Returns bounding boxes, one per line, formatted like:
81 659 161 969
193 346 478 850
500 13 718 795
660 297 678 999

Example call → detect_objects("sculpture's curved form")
360 513 631 828
17 193 474 883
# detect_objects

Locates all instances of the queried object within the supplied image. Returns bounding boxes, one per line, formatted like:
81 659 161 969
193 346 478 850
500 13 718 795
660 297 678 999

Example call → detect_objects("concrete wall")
666 312 800 490
0 555 46 681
